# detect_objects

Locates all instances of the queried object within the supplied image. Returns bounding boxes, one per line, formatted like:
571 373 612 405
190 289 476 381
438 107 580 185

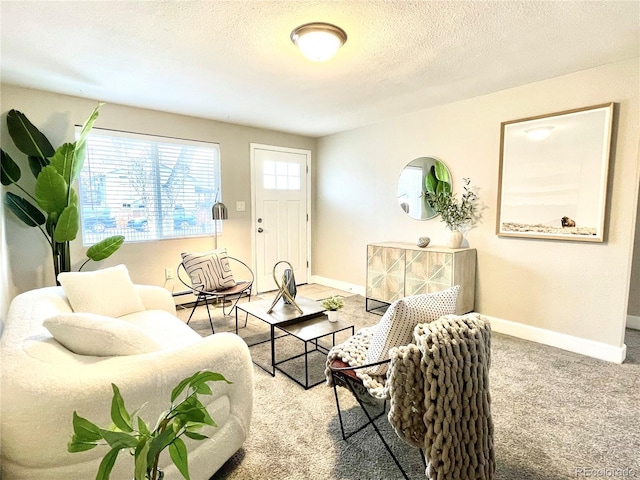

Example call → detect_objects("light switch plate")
236 201 246 212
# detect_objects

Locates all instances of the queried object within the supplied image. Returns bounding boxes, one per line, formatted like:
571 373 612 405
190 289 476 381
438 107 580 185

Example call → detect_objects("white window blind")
77 127 220 245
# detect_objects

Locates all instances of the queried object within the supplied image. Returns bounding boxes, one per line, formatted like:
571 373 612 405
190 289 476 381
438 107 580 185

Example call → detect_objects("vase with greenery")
321 295 344 322
425 177 479 248
68 370 230 480
1 104 124 281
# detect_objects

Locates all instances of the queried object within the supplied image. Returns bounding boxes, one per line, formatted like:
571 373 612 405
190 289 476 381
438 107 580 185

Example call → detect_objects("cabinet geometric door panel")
405 250 454 295
366 245 405 304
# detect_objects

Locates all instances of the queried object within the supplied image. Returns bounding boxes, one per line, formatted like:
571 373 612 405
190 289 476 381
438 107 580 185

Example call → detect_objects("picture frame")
496 102 614 242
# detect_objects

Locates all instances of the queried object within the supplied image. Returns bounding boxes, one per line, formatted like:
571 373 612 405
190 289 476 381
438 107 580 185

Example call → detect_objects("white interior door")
251 144 310 293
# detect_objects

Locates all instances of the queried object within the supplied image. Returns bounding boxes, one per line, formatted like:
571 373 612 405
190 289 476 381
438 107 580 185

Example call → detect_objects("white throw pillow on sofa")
364 285 461 375
58 264 145 317
44 313 162 356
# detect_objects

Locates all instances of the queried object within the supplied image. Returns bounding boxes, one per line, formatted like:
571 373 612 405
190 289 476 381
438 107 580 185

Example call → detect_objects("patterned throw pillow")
181 248 236 292
364 285 461 375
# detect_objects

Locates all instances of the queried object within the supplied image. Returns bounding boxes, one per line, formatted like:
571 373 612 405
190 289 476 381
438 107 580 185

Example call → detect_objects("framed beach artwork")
496 103 614 242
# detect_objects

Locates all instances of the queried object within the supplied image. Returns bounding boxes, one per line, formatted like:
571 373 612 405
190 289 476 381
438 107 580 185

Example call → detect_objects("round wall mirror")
397 156 452 220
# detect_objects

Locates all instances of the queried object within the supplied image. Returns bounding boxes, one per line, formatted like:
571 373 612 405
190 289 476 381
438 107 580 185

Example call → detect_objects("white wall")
628 198 640 321
1 85 316 300
315 58 639 360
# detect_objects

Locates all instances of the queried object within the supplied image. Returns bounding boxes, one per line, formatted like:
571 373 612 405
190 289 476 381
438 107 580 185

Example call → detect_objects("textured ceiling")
1 1 638 138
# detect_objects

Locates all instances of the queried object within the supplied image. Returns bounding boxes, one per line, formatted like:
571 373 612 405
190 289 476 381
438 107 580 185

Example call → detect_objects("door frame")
249 143 312 293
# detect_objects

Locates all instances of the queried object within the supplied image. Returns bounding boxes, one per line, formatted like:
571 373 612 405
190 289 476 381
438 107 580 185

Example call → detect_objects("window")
77 128 220 245
262 160 301 190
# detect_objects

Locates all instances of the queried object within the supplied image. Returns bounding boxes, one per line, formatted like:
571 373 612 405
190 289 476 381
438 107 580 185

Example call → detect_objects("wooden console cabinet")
366 242 476 314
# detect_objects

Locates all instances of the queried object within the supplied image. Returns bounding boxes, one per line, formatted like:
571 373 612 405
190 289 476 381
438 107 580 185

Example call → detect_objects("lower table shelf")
275 317 355 389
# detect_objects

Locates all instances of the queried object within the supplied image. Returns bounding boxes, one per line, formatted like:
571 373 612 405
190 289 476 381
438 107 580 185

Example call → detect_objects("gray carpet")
179 296 640 480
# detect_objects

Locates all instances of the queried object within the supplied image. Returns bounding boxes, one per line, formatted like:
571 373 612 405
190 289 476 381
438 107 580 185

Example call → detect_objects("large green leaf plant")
68 371 231 480
0 104 124 280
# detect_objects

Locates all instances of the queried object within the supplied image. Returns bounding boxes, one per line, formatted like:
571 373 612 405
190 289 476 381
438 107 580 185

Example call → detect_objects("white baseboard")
309 275 366 297
627 315 640 330
483 314 627 364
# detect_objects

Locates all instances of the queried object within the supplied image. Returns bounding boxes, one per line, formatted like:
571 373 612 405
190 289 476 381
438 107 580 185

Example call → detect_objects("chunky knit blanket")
326 314 495 480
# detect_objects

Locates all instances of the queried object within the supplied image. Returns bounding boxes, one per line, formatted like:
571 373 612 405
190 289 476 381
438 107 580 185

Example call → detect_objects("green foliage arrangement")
0 104 124 280
425 177 479 230
68 370 231 480
321 295 345 311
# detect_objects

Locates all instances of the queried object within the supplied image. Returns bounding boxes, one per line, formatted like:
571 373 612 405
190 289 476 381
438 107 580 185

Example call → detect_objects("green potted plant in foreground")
68 370 230 480
1 104 124 281
321 295 345 322
425 177 479 248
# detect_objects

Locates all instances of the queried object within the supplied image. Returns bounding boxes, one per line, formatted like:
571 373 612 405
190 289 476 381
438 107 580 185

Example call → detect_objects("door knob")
258 228 264 233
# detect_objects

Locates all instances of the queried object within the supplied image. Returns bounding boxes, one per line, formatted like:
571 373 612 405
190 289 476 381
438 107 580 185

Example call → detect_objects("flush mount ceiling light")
525 126 555 141
290 22 347 62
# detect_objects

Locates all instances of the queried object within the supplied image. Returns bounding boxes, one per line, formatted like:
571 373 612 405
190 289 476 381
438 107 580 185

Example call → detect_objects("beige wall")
629 198 640 317
315 58 639 349
1 84 316 299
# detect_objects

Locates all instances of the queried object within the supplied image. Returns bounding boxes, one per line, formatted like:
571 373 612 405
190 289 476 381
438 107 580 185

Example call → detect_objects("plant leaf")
434 160 450 182
54 205 79 243
174 397 214 426
67 439 98 452
138 416 151 436
99 429 138 449
437 181 451 194
50 143 76 184
190 371 230 390
6 109 55 158
96 447 120 480
69 187 79 206
71 411 102 442
87 235 125 261
171 371 230 402
72 103 103 183
147 428 176 466
134 438 150 480
195 383 212 396
4 192 46 227
171 372 200 402
186 418 216 431
183 430 208 441
425 166 437 194
35 165 68 213
169 437 191 480
1 149 21 185
110 384 133 432
28 156 49 178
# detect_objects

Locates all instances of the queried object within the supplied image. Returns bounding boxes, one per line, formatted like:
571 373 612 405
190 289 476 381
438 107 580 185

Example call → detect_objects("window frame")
76 126 221 245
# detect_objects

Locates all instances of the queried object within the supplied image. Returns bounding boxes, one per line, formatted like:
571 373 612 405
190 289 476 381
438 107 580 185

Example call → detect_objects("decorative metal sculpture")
267 260 302 314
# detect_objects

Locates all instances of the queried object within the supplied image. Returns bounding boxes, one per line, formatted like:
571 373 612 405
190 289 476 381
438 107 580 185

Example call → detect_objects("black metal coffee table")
235 297 354 388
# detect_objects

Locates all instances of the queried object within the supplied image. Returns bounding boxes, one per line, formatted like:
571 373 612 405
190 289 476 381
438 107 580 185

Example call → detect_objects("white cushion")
181 249 236 292
43 313 162 356
57 264 145 317
364 285 460 375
